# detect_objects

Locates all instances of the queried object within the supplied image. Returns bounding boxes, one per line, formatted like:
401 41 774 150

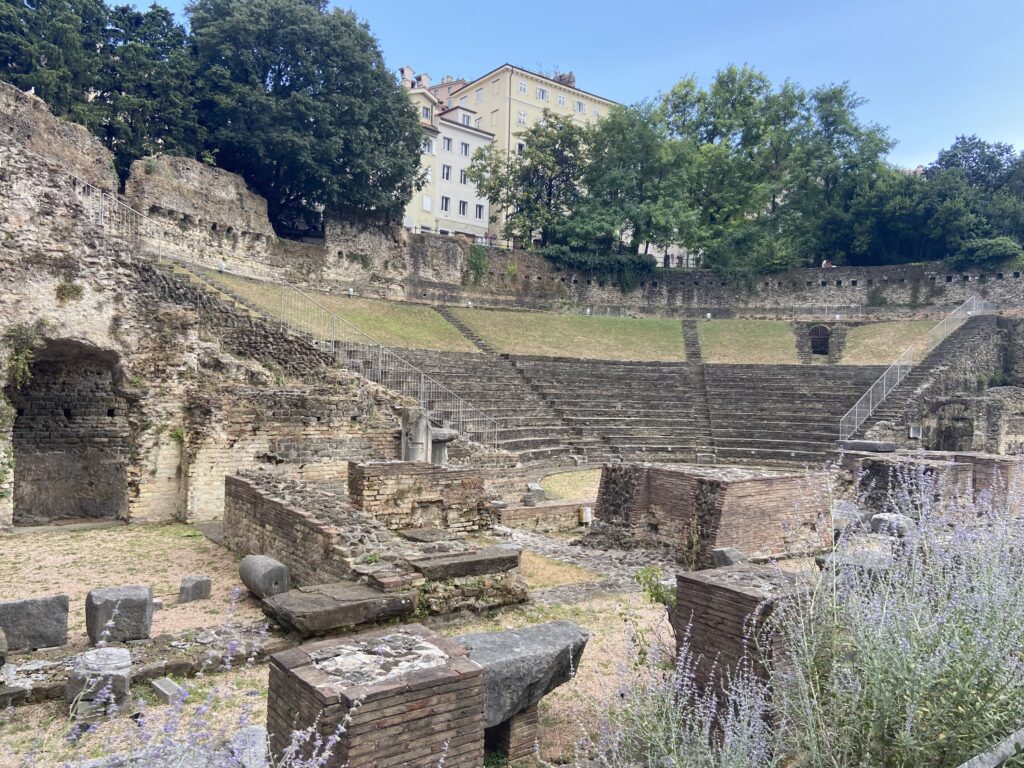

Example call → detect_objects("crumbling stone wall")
347 460 491 532
184 388 401 522
5 343 130 524
792 321 850 364
923 388 1024 454
596 463 829 567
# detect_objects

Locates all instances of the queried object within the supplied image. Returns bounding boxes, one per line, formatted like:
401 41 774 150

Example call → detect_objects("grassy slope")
542 468 603 500
841 320 936 364
200 270 478 352
697 320 799 364
452 308 685 361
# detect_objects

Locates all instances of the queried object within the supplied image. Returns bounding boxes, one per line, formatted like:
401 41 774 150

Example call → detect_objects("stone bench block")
150 676 187 704
408 546 522 580
455 620 589 728
261 581 415 637
86 586 153 645
239 555 289 599
0 595 69 651
178 575 212 604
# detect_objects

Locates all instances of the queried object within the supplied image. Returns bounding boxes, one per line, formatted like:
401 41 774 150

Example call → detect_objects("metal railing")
0 107 499 448
838 296 993 440
793 304 864 321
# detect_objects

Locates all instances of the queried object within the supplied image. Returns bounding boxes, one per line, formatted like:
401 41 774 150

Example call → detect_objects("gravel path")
493 526 679 605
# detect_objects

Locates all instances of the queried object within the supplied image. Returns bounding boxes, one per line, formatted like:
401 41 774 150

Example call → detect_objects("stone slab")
455 620 589 728
841 439 898 453
0 595 69 651
151 676 187 704
398 527 450 543
261 581 415 637
408 546 521 580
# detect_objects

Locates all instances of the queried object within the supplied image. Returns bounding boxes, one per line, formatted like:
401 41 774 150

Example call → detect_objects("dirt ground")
0 522 669 767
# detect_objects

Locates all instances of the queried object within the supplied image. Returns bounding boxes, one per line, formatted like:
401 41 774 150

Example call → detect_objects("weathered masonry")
595 463 830 567
5 341 130 525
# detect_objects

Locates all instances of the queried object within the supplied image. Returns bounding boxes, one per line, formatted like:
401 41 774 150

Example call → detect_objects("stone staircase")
435 306 496 354
850 315 995 439
702 364 888 465
383 348 615 465
681 318 703 363
511 357 711 462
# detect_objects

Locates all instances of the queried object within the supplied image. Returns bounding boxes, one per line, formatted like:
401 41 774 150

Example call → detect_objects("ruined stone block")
85 586 153 645
0 594 69 651
66 647 133 714
239 555 289 598
178 575 212 604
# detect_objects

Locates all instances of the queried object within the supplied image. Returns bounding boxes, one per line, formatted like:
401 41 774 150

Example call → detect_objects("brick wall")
596 464 829 567
675 564 811 689
223 475 358 586
267 625 485 768
347 461 491 533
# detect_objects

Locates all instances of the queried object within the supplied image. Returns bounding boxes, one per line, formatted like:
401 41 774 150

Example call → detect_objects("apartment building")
399 67 492 239
448 64 618 239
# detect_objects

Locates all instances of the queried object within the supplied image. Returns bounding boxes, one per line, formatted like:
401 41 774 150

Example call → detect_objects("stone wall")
596 463 830 567
792 320 850 364
347 460 491 533
494 500 585 532
223 474 365 586
5 343 130 524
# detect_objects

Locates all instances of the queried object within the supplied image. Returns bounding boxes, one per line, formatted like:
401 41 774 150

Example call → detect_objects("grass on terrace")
197 269 478 353
542 468 603 500
451 307 686 361
841 320 936 364
697 319 799 364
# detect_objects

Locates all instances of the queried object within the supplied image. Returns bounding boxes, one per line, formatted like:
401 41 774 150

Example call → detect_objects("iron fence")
792 304 865 321
839 296 993 440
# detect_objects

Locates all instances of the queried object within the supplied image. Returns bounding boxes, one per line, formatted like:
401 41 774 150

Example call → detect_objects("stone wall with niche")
792 321 851 364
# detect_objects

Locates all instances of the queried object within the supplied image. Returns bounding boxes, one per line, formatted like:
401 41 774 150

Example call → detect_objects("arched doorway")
809 325 831 356
4 340 130 526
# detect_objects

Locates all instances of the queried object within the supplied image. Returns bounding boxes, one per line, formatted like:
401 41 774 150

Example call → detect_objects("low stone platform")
494 499 587 531
408 546 522 580
261 582 415 637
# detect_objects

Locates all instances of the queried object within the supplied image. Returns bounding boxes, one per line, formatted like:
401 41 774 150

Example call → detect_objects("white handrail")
0 107 499 448
838 296 993 440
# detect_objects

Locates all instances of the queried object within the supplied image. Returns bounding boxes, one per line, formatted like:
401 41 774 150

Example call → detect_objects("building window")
491 110 499 127
421 106 431 120
475 87 483 103
557 93 566 107
424 167 432 182
440 196 450 213
459 96 468 107
422 138 434 154
458 200 468 216
441 164 451 181
517 110 527 125
593 107 601 118
442 137 452 151
422 195 431 212
475 203 484 219
460 141 470 156
491 78 500 95
518 79 527 94
516 142 525 155
462 114 471 126
574 100 586 114
536 86 549 101
459 169 467 184
475 117 482 128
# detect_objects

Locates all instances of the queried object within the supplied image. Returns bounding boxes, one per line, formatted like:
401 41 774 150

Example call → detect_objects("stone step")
260 582 415 638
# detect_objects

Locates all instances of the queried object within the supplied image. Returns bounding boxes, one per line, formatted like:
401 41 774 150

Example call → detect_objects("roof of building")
437 115 494 139
452 63 620 107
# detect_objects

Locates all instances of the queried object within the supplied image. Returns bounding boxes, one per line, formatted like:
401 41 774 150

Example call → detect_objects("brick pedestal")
503 704 540 761
268 624 484 767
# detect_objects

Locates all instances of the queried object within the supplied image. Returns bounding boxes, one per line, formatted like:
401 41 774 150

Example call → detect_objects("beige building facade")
449 64 618 240
400 68 493 239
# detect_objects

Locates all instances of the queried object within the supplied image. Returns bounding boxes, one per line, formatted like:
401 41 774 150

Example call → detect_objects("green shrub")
3 321 45 390
55 279 84 304
539 244 656 292
466 244 488 285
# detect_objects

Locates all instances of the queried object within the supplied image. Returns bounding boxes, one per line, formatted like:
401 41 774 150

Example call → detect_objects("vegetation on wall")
0 0 423 236
465 244 488 285
2 321 45 390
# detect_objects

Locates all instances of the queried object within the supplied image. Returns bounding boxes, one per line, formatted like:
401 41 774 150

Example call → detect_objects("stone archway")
809 325 831 356
4 340 130 526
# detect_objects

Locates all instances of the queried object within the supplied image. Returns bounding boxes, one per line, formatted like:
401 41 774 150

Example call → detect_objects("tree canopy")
1 0 423 234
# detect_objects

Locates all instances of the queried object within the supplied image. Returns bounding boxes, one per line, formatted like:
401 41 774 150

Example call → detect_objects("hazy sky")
161 0 1024 168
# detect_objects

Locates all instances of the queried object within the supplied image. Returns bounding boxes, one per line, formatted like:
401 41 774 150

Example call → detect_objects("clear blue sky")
161 0 1024 168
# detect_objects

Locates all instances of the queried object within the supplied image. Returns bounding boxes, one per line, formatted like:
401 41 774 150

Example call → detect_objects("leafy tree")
0 0 109 121
188 0 423 233
929 135 1020 191
467 110 587 246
